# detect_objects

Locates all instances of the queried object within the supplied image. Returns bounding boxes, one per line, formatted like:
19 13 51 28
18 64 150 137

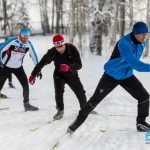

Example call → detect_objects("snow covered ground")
0 36 150 150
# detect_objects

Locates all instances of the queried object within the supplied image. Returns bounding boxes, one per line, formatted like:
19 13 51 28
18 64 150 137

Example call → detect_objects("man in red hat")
29 34 87 120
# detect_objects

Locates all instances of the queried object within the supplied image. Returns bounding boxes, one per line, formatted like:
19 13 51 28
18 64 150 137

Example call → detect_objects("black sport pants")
8 73 12 83
79 73 149 123
53 72 87 111
0 66 29 103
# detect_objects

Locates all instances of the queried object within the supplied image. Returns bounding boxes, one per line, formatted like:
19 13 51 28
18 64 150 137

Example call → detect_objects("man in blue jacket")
67 22 150 133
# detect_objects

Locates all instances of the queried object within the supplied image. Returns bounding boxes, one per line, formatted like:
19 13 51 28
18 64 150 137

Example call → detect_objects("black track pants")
120 75 149 123
53 73 87 111
8 73 12 83
79 74 149 123
0 66 29 103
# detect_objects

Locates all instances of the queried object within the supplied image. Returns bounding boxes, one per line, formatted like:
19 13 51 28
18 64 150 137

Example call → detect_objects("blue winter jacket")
104 33 150 80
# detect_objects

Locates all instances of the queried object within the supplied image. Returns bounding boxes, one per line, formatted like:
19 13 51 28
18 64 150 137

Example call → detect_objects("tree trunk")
68 0 75 43
78 1 83 56
110 0 119 45
56 0 61 33
2 0 7 34
39 0 50 35
60 0 64 33
51 0 55 33
90 0 105 56
43 0 50 34
38 0 44 34
0 0 3 30
129 0 133 27
120 0 125 37
143 0 150 57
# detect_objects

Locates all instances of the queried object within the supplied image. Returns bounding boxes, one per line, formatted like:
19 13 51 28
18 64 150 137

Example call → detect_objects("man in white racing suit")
0 28 42 111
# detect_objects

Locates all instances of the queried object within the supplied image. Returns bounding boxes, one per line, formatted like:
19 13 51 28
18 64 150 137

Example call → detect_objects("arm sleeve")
28 41 39 65
118 40 150 72
31 49 55 76
0 39 15 62
69 44 82 71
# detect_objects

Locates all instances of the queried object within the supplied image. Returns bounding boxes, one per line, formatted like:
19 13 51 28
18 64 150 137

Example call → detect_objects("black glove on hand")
0 62 3 73
37 72 42 79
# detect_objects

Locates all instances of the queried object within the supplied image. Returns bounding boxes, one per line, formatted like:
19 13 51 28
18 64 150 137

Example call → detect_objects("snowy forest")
0 0 149 56
1 1 150 150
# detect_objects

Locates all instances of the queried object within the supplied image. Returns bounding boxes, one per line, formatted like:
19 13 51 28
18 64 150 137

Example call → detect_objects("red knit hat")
53 34 65 47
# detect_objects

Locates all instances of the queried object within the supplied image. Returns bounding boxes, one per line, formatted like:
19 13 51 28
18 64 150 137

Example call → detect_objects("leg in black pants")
8 73 12 83
120 75 149 123
53 73 66 120
13 66 38 111
67 74 87 109
0 67 11 92
53 73 66 111
53 73 86 120
68 73 119 132
12 67 29 104
8 73 15 88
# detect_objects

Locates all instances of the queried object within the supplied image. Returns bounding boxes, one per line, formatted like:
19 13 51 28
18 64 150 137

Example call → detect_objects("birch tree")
0 0 2 29
0 0 30 35
90 0 111 55
2 0 7 34
110 0 119 45
129 0 133 27
67 0 90 56
55 0 64 33
119 0 125 37
77 0 89 56
51 0 55 33
39 0 50 35
143 0 150 57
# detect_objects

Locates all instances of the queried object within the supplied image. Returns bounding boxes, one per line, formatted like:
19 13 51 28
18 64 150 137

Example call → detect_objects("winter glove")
0 62 3 73
29 74 36 85
37 72 42 79
60 64 70 72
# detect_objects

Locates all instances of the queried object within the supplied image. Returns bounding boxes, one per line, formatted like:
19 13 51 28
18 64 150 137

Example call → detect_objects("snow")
0 36 150 150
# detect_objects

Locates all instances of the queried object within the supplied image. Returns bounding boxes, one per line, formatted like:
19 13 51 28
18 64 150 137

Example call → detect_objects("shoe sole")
53 116 63 120
25 108 39 112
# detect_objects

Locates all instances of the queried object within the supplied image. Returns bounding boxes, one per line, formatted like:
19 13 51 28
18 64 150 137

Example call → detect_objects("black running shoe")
53 110 64 120
137 122 150 132
9 82 15 88
67 115 87 134
24 103 39 111
0 93 8 99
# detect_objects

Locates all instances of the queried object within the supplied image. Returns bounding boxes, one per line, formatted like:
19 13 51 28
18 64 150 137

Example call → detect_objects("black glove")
0 62 3 73
37 72 42 79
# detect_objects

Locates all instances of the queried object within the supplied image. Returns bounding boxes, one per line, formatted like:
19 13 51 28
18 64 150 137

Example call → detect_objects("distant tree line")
0 0 149 56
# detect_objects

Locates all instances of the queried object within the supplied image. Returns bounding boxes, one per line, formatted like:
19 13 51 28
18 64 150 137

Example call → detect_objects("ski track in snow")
0 36 150 150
